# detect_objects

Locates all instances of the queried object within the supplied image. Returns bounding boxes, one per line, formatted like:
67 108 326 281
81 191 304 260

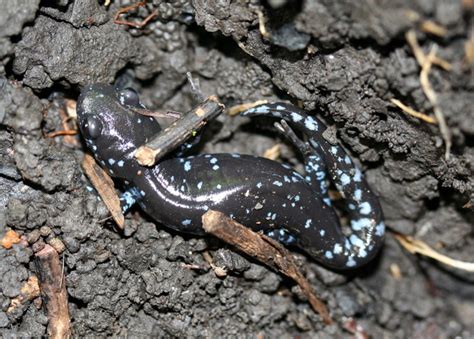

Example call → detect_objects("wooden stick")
82 153 124 228
135 96 225 166
35 245 71 339
202 210 333 324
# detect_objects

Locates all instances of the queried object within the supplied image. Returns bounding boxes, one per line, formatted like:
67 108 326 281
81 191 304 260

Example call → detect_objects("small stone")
26 229 41 244
32 239 45 253
39 226 51 237
47 237 65 253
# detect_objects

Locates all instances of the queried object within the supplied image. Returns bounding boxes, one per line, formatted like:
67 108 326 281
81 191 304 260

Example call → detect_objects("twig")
390 98 437 124
227 100 268 116
114 2 158 28
82 153 125 228
256 9 270 39
420 46 452 160
186 72 205 102
405 30 452 71
135 96 225 166
202 210 333 324
35 245 71 339
394 233 474 272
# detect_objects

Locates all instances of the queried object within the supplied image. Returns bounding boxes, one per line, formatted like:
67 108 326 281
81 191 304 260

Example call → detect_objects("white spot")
340 173 351 186
354 189 362 201
375 222 385 236
325 251 333 259
344 155 351 164
140 190 145 196
323 198 332 206
184 161 192 171
117 160 124 167
256 182 263 189
304 116 318 131
181 219 192 226
346 257 357 267
304 219 312 229
231 153 240 158
212 165 220 170
350 234 365 248
330 146 338 155
350 218 372 231
271 213 277 220
216 184 222 189
334 244 343 254
354 168 362 182
137 118 141 123
108 159 115 165
359 202 372 215
276 105 286 110
320 229 325 236
291 112 303 122
273 181 283 187
197 182 203 189
294 195 300 202
210 157 218 164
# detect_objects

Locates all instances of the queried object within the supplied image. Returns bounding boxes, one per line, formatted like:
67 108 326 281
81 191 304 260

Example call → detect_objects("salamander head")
77 83 161 178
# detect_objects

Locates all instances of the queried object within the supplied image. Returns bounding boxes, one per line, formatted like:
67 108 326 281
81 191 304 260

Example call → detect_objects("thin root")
227 100 268 116
394 233 474 272
114 2 158 28
390 98 437 124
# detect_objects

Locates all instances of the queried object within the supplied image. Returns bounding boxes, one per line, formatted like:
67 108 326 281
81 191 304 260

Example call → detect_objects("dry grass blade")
394 233 474 272
227 100 269 116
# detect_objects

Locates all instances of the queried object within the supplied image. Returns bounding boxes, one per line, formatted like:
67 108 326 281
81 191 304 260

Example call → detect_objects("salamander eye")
117 88 140 107
81 116 102 140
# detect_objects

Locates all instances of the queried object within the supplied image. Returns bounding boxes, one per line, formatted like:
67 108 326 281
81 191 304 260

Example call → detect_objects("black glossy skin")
77 84 385 269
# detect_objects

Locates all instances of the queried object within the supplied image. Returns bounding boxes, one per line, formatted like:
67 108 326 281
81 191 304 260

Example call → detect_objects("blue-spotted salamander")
77 84 385 269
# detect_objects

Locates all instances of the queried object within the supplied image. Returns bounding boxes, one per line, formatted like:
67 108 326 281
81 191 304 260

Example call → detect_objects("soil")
1 0 473 337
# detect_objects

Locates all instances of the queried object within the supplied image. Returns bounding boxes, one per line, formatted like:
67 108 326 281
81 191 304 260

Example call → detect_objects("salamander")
77 83 385 269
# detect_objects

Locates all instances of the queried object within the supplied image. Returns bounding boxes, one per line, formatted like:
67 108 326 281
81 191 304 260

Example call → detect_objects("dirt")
1 0 473 337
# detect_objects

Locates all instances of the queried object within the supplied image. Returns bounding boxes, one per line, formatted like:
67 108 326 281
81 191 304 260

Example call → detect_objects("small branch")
202 210 333 324
135 96 225 166
35 245 71 339
82 153 124 228
227 100 268 116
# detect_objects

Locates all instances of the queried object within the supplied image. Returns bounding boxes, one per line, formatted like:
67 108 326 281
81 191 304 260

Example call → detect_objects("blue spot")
346 257 357 267
350 218 372 231
316 171 326 180
117 160 124 167
354 189 362 201
350 234 365 248
375 222 385 236
271 213 277 220
348 203 356 210
256 182 262 188
344 155 351 164
181 219 192 226
291 112 303 122
108 159 115 165
140 190 145 196
304 116 318 131
359 202 372 215
323 198 332 206
325 251 333 259
294 195 300 202
340 173 351 186
354 168 362 182
334 244 343 254
330 146 338 155
184 161 192 171
212 165 220 171
320 229 325 236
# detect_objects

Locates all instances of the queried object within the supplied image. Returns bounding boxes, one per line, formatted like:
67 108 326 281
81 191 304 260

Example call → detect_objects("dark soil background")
1 0 473 337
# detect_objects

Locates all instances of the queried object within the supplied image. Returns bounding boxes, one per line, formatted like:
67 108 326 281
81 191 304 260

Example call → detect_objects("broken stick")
35 244 71 339
202 210 333 324
135 96 225 166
